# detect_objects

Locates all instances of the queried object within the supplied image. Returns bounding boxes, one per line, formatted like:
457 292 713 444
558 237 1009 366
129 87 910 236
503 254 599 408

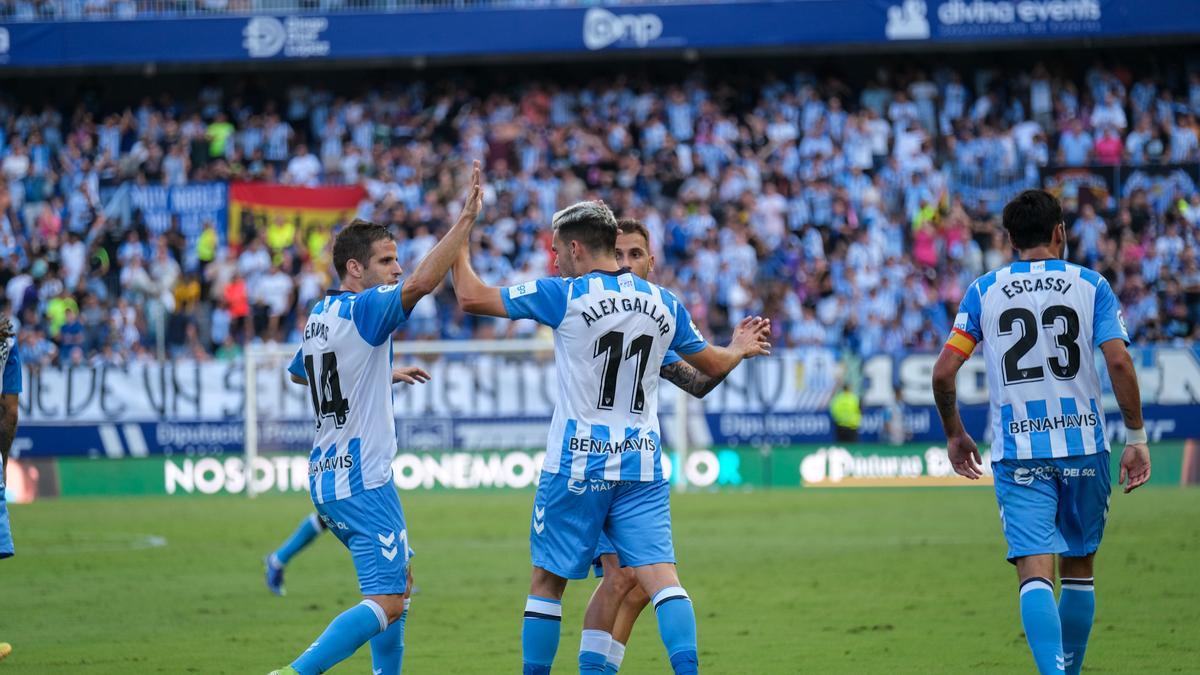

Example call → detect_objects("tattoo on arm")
661 361 724 399
932 384 962 437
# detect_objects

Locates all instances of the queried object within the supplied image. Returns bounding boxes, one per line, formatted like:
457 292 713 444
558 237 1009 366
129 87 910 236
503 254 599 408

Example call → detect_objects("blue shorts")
531 471 674 580
993 454 1111 563
592 533 619 578
315 483 412 595
0 487 13 559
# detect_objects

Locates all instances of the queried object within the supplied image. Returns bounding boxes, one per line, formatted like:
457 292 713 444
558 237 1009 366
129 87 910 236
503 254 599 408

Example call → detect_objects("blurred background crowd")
3 57 1200 369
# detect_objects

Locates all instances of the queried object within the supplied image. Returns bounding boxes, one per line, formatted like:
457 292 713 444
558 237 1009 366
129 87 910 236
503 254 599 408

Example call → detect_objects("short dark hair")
616 218 651 246
552 201 618 255
1002 190 1063 250
333 219 393 278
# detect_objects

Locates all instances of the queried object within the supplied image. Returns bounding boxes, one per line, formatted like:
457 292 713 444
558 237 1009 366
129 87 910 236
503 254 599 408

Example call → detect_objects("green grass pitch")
3 486 1198 673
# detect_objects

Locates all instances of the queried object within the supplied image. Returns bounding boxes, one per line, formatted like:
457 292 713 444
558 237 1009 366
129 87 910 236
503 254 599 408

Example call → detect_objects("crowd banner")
1038 162 1200 214
13 346 1200 458
228 182 365 246
3 1 1200 69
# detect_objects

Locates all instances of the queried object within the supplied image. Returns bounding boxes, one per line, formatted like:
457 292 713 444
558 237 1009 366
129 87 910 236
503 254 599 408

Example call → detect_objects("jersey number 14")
304 352 351 429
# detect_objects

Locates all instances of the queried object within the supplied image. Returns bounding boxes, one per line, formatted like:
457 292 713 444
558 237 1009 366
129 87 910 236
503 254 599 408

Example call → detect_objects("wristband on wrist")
1125 426 1148 445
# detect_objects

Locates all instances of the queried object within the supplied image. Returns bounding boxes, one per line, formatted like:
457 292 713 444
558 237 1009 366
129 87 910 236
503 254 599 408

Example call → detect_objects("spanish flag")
945 328 977 359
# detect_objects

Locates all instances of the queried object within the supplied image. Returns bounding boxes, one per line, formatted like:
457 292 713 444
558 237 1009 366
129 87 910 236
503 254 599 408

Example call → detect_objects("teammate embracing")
932 189 1151 674
452 200 770 675
583 219 768 674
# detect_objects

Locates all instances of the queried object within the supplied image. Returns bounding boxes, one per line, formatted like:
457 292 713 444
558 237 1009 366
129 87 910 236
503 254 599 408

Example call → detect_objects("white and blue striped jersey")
288 285 407 503
948 260 1129 462
503 270 707 482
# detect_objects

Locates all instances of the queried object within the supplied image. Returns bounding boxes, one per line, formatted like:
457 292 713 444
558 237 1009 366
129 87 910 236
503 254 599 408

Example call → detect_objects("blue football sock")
291 599 387 675
579 629 612 673
523 595 562 675
1059 578 1095 675
604 640 626 673
370 598 409 675
651 587 698 675
1020 577 1065 674
274 514 325 566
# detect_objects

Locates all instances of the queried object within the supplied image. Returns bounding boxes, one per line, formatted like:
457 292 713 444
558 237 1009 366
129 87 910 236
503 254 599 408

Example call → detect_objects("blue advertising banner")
13 345 1200 457
1 0 1198 69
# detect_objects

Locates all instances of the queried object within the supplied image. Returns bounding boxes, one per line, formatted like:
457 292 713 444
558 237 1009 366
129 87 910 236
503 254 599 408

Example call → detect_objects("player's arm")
0 322 20 475
933 288 984 479
288 348 308 386
1093 275 1151 492
399 160 483 314
0 394 16 476
662 317 770 398
450 242 507 317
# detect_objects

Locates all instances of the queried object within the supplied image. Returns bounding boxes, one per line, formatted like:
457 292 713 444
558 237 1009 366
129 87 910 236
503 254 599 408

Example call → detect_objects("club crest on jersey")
510 282 538 299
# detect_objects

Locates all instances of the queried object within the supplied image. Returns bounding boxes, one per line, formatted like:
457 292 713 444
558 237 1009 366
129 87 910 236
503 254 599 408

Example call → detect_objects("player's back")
950 260 1129 461
509 270 706 482
292 285 408 502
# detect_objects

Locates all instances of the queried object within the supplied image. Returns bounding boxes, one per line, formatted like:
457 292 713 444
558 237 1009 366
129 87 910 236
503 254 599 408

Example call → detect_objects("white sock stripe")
307 513 323 530
607 640 626 668
403 598 412 611
651 586 690 607
524 597 562 617
360 599 389 633
580 629 613 655
1061 576 1095 592
1019 579 1053 596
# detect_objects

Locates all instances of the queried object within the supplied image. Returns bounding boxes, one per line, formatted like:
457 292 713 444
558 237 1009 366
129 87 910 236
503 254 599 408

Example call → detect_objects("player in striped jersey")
268 161 482 675
452 201 770 675
263 363 431 598
582 219 768 674
932 190 1151 675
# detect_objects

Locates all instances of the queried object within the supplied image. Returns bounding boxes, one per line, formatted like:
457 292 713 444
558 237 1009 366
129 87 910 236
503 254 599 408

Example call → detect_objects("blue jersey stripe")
308 446 322 503
1000 404 1017 459
336 298 353 320
599 274 621 293
1045 259 1067 272
1010 261 1031 274
976 270 1000 297
1025 399 1051 455
1088 399 1106 453
1060 398 1086 456
620 427 640 481
630 275 653 295
587 424 611 475
560 419 578 475
649 431 662 481
320 444 339 503
348 438 365 494
570 277 590 299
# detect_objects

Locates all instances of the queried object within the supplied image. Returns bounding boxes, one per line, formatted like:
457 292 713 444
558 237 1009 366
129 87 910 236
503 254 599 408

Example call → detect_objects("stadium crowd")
2 60 1200 368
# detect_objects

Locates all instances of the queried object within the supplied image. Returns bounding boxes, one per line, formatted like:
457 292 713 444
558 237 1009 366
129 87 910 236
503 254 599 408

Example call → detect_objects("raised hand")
457 159 483 227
